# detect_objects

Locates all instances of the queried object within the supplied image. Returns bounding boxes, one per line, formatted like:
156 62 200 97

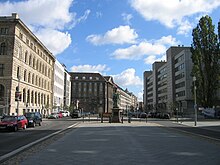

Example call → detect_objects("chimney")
12 13 19 19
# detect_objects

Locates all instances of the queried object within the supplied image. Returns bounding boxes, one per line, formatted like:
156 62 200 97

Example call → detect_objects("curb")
0 123 79 163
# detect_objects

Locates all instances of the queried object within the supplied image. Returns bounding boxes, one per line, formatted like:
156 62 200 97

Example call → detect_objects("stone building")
0 13 55 116
69 72 115 114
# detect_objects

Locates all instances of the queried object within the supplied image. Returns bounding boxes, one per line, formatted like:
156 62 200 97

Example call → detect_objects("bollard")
128 116 131 123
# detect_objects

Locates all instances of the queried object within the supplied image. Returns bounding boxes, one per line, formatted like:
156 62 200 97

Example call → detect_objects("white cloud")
86 25 138 45
144 54 166 64
112 68 142 87
177 20 193 35
130 0 220 33
0 0 90 55
35 28 71 55
70 64 110 73
122 13 133 25
137 91 143 102
111 35 179 62
0 0 74 30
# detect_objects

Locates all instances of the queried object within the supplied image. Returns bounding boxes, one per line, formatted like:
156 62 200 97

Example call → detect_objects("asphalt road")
0 118 77 157
20 121 220 165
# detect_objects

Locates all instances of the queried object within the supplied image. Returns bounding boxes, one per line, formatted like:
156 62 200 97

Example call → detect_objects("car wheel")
14 125 18 132
23 124 27 130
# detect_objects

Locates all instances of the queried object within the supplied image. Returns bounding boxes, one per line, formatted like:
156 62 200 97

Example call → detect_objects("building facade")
143 46 196 116
0 13 55 116
53 61 71 112
69 72 138 115
70 72 115 114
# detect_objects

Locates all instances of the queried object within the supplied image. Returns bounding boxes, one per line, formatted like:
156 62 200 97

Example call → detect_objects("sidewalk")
173 120 220 132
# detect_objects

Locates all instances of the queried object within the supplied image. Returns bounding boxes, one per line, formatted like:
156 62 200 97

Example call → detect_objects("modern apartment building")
143 46 195 116
63 66 71 109
117 87 138 112
0 13 55 116
53 60 71 112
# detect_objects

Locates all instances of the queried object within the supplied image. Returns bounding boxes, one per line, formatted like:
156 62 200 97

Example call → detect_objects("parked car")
0 115 28 131
60 111 70 117
70 110 81 118
139 112 147 118
47 113 59 119
25 112 42 127
57 112 63 118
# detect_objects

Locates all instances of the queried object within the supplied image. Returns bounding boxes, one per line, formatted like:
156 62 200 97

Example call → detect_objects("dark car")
0 115 28 131
25 112 42 127
70 110 81 118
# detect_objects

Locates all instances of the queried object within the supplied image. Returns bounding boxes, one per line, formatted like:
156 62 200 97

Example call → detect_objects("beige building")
0 13 55 116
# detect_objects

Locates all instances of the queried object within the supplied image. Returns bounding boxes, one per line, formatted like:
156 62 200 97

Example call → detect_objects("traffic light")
15 91 21 101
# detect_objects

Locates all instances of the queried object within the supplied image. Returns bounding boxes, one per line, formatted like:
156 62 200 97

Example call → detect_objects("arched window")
0 43 6 55
0 84 5 101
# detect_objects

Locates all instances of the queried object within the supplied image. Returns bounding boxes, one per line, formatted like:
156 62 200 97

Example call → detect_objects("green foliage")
191 15 220 108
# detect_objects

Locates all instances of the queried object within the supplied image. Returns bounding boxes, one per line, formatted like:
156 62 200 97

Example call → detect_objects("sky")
0 0 220 101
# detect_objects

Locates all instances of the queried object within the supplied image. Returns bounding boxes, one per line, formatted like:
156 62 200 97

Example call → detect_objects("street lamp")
193 76 197 126
16 75 21 115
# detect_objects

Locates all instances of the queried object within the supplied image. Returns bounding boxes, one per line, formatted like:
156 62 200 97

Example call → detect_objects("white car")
60 111 70 117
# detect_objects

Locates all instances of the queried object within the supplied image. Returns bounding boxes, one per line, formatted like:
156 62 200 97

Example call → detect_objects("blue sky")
0 0 220 101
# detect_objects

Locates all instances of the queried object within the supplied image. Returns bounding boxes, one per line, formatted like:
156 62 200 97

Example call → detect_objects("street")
15 120 219 165
0 118 77 158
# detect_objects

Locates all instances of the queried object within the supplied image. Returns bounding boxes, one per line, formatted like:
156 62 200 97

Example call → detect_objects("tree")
191 15 220 108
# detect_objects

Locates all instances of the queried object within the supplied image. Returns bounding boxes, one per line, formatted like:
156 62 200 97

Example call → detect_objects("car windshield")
1 116 17 122
25 113 35 118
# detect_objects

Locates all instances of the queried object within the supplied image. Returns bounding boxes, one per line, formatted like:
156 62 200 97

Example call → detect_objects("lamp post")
16 75 21 115
193 76 197 126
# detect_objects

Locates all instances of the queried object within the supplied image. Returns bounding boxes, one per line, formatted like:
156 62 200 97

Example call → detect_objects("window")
25 51 28 63
29 55 32 66
0 64 4 76
17 66 20 79
24 70 27 81
0 28 9 34
0 43 6 55
0 84 4 101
